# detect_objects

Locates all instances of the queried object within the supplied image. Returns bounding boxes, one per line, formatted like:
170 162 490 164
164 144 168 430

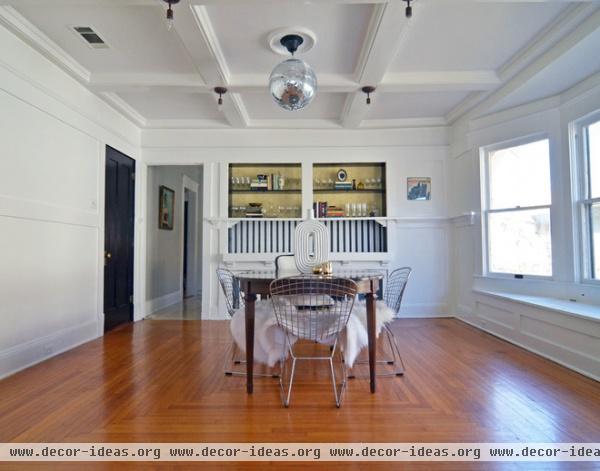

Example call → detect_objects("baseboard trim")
145 289 183 316
0 319 99 380
455 314 600 382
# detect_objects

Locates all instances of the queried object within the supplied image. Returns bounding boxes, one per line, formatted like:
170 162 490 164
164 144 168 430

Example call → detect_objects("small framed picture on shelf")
407 177 431 201
159 185 175 230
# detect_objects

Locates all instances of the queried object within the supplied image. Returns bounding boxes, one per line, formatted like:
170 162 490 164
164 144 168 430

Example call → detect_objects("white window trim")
480 133 553 281
571 109 600 285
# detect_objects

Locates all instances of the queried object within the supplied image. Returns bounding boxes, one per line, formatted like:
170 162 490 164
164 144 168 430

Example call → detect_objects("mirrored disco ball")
269 58 317 111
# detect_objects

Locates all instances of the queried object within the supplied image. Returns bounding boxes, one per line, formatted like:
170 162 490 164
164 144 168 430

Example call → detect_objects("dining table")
234 269 385 394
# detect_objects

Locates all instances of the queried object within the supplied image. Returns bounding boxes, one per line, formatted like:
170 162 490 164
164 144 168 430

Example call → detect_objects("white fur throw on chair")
229 300 394 368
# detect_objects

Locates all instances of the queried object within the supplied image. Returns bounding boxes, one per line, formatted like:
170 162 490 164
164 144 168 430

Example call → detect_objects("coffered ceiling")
1 0 599 130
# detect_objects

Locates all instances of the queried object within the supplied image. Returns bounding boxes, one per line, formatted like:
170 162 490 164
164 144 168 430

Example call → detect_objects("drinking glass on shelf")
361 203 367 217
351 203 357 217
315 178 321 190
376 178 382 189
231 206 238 217
239 205 246 217
328 178 334 189
245 176 251 188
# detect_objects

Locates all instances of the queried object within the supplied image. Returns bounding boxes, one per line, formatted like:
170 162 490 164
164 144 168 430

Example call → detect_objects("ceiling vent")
72 26 108 49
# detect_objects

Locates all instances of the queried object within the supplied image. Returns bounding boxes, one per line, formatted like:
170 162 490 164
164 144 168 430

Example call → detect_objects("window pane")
588 120 600 198
591 203 600 279
488 139 551 209
489 208 552 276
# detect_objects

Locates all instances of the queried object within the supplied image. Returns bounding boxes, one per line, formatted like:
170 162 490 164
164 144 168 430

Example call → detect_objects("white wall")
0 23 141 379
145 165 203 315
141 127 452 320
449 74 600 380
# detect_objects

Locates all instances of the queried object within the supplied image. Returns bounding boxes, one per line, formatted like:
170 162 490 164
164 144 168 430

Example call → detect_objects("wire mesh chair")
381 267 412 376
350 267 412 378
216 267 276 378
270 276 358 408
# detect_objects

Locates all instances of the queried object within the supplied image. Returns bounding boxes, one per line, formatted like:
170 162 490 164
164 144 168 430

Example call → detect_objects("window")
574 113 600 281
482 138 552 277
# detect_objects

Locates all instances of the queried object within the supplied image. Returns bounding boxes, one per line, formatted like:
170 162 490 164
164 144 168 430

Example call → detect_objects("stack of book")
250 175 269 191
334 181 353 191
325 205 345 218
245 203 264 218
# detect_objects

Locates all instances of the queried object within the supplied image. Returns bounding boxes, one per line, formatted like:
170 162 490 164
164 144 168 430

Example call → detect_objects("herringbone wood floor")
0 318 599 470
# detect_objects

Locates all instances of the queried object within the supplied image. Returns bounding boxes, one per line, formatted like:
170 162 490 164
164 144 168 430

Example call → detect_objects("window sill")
472 288 600 323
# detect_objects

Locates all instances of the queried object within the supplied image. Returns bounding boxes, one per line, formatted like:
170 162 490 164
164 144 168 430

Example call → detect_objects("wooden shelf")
313 189 385 193
230 189 301 194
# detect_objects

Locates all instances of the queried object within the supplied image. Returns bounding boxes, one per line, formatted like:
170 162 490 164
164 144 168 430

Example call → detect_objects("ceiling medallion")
269 34 317 111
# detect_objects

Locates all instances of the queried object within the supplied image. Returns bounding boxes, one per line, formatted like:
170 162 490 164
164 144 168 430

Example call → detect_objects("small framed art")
159 186 175 230
407 177 431 201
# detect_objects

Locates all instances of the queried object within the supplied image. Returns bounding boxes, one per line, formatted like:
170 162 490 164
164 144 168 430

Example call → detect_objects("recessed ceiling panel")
202 3 374 75
15 5 196 74
392 3 567 72
243 92 346 120
366 91 470 119
117 91 222 120
488 28 600 114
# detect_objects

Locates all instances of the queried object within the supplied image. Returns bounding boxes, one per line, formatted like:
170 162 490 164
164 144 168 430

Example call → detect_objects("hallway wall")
145 166 203 315
0 23 141 379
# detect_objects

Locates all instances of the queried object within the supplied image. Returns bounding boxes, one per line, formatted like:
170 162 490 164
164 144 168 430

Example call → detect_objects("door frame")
181 175 199 298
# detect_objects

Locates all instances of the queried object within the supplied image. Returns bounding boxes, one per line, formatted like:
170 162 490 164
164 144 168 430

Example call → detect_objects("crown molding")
101 92 147 128
361 117 447 128
0 6 90 84
446 3 599 124
144 118 230 129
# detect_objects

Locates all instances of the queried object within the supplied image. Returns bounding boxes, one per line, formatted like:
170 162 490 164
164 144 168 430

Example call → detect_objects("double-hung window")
481 137 553 277
573 113 600 281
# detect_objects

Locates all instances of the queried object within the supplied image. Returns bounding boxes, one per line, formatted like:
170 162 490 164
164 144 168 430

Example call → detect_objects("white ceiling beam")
89 71 500 93
89 73 205 92
167 1 250 127
7 0 590 5
341 1 410 128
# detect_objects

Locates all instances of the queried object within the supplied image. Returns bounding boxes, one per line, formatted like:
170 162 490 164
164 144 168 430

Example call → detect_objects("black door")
104 146 135 332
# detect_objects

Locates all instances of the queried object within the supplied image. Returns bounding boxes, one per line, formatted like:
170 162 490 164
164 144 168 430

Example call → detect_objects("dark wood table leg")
245 292 256 394
366 289 377 393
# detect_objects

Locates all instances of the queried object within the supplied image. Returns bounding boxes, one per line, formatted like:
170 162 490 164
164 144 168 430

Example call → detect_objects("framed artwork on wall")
407 177 431 201
159 186 175 230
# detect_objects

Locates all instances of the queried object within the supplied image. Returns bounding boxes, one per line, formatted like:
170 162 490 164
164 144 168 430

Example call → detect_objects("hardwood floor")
146 296 202 320
0 318 599 470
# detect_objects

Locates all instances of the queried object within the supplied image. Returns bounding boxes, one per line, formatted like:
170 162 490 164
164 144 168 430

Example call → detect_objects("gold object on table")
312 262 333 275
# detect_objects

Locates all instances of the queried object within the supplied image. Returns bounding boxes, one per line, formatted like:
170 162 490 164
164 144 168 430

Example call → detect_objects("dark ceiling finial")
214 87 227 107
404 0 413 18
362 86 376 105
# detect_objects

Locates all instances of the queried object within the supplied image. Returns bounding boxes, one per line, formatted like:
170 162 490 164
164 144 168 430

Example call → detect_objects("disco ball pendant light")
269 34 317 111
